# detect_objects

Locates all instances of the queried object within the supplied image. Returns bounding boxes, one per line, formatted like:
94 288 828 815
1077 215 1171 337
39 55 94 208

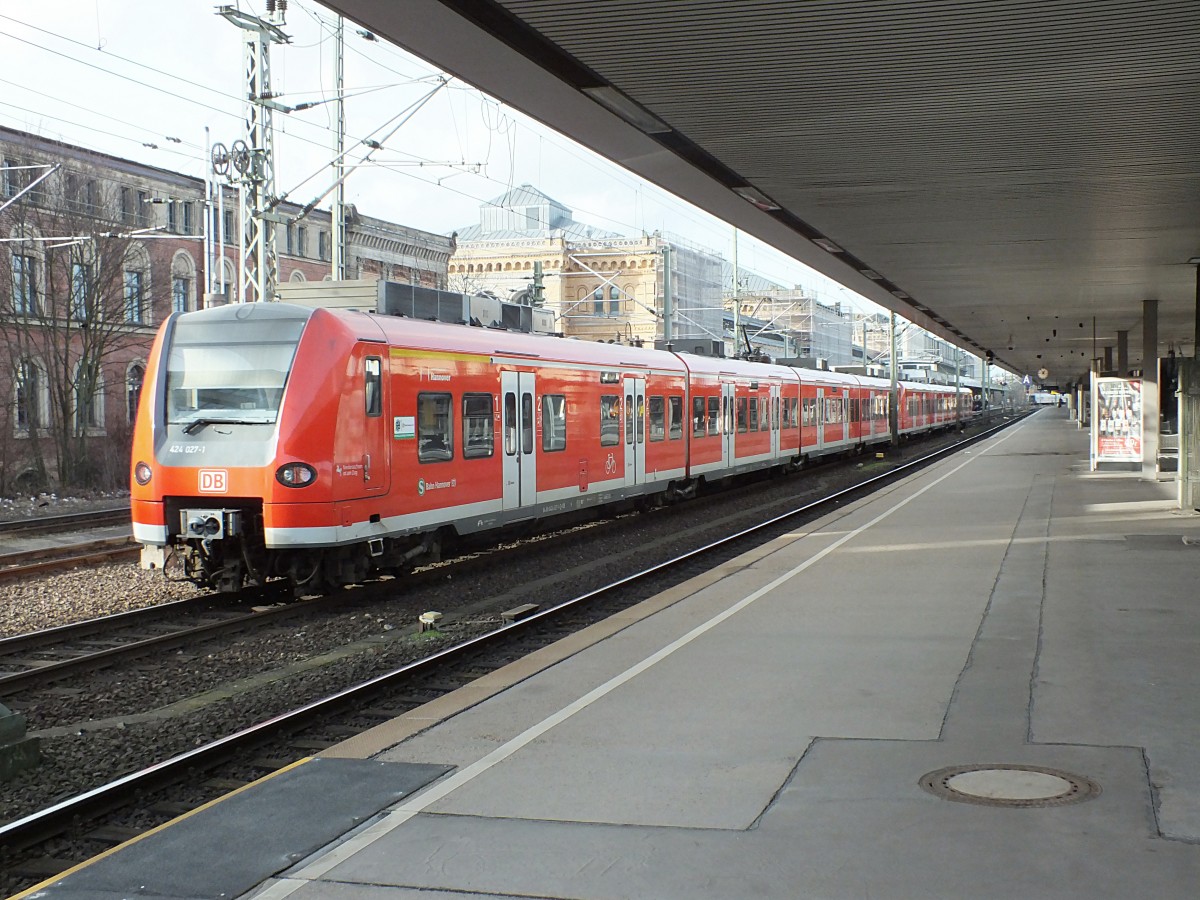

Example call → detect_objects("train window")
417 392 453 462
636 396 645 444
364 357 382 417
601 394 621 446
748 397 759 432
737 397 748 433
648 396 665 441
668 396 683 440
462 393 494 459
708 396 720 436
521 392 534 454
625 393 634 445
693 396 706 437
801 398 816 427
761 398 770 432
504 392 517 455
542 394 567 451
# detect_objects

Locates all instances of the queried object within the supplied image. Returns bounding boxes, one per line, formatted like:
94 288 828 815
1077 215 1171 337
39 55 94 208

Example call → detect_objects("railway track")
0 413 1028 889
0 537 139 583
0 506 130 537
0 595 315 697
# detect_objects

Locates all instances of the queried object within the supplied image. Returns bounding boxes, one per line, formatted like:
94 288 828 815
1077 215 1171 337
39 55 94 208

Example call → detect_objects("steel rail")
0 412 1029 856
0 507 130 537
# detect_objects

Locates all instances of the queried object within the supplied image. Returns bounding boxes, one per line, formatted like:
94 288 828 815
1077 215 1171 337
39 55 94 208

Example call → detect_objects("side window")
737 397 748 433
364 357 382 417
749 397 759 432
693 396 706 437
636 395 645 444
463 393 494 459
625 392 634 445
648 395 665 441
504 392 517 455
601 394 621 446
723 395 733 434
668 396 683 440
542 393 567 451
417 392 452 462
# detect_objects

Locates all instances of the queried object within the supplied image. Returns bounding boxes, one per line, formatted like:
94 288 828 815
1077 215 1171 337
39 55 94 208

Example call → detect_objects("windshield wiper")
182 418 268 435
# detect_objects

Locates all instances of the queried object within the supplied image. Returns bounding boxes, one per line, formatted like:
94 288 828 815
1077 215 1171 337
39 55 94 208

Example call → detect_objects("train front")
130 302 315 592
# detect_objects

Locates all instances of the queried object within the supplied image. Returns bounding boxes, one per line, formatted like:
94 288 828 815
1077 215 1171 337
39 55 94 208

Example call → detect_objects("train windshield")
165 315 306 427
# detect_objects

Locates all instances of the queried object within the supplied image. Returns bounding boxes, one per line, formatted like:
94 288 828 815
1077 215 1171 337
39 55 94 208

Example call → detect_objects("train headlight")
275 462 317 487
134 462 153 485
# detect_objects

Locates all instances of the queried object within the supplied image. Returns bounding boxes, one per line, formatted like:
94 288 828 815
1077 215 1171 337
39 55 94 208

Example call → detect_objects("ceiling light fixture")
581 86 671 134
731 185 781 212
891 290 910 300
860 269 883 280
812 238 843 253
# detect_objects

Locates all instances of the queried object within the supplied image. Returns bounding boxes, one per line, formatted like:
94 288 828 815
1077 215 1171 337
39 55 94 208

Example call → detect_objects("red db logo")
198 470 228 493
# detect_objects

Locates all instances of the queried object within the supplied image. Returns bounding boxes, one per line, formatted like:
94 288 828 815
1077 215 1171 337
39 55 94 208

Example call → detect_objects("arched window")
593 286 605 317
171 249 196 314
289 269 307 282
122 242 152 325
14 357 48 434
74 359 105 434
127 362 146 422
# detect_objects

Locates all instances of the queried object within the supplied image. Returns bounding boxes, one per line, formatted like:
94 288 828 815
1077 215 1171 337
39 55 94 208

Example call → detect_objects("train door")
361 350 389 495
722 381 736 467
815 387 826 453
501 371 537 511
841 388 851 444
338 344 390 500
770 383 781 458
623 377 646 487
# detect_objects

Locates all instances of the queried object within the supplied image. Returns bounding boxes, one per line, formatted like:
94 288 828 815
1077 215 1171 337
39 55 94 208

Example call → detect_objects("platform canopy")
328 0 1200 382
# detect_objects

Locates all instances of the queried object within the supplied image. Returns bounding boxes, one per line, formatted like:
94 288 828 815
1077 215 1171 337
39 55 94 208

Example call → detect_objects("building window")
296 226 307 258
183 201 194 234
318 230 328 261
285 224 294 256
609 284 621 316
15 359 41 432
172 276 188 314
75 362 104 433
121 187 134 224
223 210 235 244
12 253 37 315
593 286 604 316
1 158 19 198
71 262 91 320
124 270 145 323
127 364 145 422
167 200 178 233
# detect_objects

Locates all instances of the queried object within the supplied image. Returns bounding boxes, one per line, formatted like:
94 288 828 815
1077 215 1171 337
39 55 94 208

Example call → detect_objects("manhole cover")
920 765 1100 808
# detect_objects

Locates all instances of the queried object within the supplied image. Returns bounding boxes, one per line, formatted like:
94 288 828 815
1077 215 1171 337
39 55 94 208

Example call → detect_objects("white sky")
0 0 879 313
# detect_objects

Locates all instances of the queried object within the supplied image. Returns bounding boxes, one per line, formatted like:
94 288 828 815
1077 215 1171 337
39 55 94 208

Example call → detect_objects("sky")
0 0 878 313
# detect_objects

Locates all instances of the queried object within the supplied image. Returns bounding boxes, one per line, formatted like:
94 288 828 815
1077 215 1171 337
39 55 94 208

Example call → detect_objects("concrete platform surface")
26 409 1200 899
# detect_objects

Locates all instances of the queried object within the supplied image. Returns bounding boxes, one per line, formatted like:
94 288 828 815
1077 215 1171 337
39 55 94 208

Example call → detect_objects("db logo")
198 470 228 493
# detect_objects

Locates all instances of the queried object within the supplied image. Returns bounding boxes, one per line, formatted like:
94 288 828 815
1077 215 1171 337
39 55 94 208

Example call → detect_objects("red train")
130 303 973 592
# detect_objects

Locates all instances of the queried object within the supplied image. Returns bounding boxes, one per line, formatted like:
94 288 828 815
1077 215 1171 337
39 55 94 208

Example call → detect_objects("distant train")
130 303 976 593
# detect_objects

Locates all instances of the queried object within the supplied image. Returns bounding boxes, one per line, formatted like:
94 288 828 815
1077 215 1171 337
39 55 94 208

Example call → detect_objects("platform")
24 407 1200 899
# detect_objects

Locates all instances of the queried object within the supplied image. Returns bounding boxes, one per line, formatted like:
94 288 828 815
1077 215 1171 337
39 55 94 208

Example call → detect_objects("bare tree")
1 165 158 489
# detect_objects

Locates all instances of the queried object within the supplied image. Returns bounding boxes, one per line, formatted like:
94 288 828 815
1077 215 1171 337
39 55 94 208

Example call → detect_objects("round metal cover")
920 764 1100 808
